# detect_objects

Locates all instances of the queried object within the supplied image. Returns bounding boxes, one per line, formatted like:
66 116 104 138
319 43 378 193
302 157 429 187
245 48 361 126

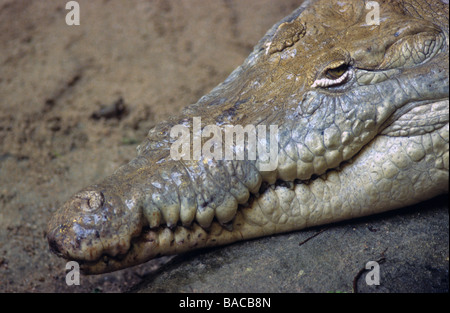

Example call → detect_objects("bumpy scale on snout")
47 186 144 262
47 0 449 274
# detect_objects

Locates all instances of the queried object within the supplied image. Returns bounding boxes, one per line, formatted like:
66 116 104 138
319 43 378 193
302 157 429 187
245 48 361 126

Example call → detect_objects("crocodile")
47 0 449 275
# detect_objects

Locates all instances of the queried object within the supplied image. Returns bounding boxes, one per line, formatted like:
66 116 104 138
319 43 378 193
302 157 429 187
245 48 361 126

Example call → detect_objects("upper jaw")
46 187 144 262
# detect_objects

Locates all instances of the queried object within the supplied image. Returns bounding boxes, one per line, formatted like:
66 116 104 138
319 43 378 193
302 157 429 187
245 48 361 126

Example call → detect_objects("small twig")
298 227 329 246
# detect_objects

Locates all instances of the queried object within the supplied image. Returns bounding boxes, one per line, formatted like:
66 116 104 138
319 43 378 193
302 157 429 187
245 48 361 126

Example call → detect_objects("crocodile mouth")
72 97 449 274
47 96 448 275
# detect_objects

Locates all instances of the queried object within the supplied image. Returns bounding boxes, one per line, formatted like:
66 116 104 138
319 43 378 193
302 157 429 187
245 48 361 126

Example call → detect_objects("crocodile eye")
325 63 349 79
311 61 353 88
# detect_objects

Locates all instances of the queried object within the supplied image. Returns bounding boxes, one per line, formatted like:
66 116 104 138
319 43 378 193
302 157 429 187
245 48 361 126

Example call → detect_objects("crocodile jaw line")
81 98 449 274
47 0 449 274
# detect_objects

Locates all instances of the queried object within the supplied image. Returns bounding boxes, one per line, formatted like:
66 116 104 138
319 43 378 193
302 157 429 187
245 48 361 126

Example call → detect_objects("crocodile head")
47 0 449 274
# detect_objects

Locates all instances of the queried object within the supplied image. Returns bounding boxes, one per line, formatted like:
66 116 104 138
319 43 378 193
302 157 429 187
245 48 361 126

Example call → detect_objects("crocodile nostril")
77 190 105 212
48 235 61 255
88 191 104 210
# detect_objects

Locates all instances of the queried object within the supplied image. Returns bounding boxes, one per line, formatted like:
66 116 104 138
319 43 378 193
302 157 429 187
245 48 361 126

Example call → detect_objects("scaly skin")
47 0 449 274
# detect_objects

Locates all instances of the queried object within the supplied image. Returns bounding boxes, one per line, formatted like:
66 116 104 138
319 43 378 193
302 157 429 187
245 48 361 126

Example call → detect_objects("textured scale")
47 0 449 274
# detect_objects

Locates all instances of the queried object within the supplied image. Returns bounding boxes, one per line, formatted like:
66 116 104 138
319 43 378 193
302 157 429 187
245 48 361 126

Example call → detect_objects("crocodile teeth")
180 195 197 227
234 162 262 194
215 194 238 225
195 204 215 228
161 203 180 228
229 179 250 204
142 200 161 228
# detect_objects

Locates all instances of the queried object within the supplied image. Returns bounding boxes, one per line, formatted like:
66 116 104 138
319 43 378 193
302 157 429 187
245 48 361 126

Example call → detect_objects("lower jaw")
82 118 449 274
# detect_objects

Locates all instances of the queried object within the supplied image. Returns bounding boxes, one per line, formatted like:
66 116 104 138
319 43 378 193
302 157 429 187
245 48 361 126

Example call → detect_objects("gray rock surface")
133 195 448 293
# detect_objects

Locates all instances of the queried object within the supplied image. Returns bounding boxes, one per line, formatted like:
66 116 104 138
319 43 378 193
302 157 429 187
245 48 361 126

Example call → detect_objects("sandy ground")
0 0 448 293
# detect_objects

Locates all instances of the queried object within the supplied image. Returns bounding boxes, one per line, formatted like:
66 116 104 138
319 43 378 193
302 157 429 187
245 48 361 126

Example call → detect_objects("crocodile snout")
47 230 63 256
47 186 143 262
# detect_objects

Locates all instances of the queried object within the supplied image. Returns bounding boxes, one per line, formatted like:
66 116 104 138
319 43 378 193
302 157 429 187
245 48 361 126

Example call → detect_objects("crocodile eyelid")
311 68 353 88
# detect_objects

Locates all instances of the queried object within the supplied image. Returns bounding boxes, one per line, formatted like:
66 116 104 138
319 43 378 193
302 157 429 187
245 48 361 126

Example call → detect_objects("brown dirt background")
0 0 301 292
0 0 448 293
